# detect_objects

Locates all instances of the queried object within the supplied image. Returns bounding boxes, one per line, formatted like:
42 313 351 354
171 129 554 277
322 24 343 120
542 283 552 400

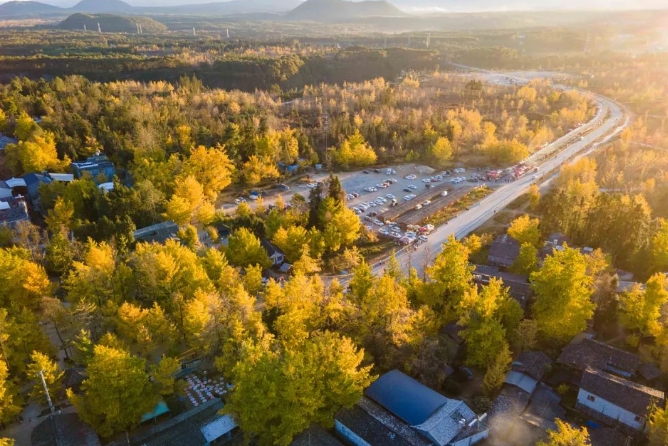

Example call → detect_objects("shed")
557 338 640 378
31 412 101 446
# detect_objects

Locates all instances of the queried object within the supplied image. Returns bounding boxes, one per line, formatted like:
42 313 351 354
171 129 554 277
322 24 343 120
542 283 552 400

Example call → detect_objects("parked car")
408 184 417 190
422 178 432 183
379 228 390 235
386 194 395 199
373 169 381 173
363 170 370 174
405 174 417 180
403 188 412 193
404 195 412 201
418 235 429 242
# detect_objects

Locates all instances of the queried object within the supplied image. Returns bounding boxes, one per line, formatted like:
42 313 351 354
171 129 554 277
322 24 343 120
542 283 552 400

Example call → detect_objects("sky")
3 0 668 11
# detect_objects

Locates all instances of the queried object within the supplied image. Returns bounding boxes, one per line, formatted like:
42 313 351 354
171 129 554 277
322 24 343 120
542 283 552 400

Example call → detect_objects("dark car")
373 169 381 173
454 366 474 382
403 188 412 193
425 184 432 188
363 170 370 174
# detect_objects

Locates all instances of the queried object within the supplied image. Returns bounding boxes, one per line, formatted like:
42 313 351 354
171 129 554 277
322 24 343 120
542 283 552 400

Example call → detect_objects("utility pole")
39 370 55 416
97 23 102 33
193 27 196 37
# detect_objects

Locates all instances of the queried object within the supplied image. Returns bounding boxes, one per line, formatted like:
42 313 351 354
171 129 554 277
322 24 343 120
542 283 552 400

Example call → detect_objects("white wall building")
576 367 664 432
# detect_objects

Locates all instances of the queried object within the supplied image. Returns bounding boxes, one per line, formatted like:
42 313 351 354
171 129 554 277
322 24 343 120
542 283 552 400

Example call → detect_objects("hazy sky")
5 0 668 10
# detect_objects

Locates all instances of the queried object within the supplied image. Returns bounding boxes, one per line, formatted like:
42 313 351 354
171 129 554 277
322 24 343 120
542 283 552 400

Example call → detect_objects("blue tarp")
140 400 170 423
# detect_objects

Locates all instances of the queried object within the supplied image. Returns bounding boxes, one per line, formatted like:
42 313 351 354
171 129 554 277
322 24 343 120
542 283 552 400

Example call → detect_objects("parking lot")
225 163 502 245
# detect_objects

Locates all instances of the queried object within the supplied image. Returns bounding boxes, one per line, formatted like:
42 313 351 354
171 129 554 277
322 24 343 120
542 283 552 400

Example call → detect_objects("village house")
487 234 521 269
335 370 488 446
576 367 664 433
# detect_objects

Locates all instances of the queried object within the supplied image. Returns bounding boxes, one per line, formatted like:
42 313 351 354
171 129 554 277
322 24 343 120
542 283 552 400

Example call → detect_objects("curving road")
372 71 629 277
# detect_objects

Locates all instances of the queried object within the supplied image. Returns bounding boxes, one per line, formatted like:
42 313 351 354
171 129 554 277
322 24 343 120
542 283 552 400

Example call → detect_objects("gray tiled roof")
291 424 344 446
558 338 640 375
580 367 664 415
512 351 552 381
31 413 101 446
336 402 428 446
488 234 521 267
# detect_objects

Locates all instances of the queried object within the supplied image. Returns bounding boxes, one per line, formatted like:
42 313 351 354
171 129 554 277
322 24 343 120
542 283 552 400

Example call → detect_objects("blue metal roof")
365 370 448 426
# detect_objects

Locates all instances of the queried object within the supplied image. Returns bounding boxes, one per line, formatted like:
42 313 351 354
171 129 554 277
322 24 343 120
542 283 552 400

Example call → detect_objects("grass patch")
357 240 396 261
423 186 492 227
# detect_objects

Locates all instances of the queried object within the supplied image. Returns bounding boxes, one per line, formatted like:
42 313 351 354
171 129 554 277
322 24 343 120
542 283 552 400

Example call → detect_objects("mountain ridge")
288 0 407 22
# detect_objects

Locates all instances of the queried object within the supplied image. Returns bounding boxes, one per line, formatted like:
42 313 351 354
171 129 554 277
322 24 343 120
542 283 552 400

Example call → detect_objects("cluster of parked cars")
450 177 467 184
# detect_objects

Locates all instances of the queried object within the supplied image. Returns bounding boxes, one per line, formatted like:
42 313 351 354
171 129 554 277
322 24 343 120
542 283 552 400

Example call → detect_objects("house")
489 352 553 440
557 338 640 379
31 412 101 446
108 399 238 446
576 367 664 433
22 172 52 210
336 370 488 446
539 232 571 260
71 154 115 183
511 351 552 382
488 234 520 268
473 265 532 310
0 196 30 227
134 221 180 244
0 133 17 150
261 239 285 266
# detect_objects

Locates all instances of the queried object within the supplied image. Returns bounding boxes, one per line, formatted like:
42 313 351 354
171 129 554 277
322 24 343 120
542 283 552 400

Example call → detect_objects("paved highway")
372 73 629 278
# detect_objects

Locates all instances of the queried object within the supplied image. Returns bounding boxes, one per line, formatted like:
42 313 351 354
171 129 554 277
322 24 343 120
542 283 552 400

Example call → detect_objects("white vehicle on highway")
422 200 431 206
441 191 449 197
405 174 417 180
422 178 432 183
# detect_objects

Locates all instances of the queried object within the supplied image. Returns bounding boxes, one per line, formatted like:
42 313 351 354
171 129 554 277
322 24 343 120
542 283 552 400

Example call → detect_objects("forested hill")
0 1 63 17
288 0 408 22
59 14 168 34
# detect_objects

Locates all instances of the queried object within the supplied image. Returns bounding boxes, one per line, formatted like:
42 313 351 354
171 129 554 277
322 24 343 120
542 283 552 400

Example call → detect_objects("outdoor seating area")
184 373 233 408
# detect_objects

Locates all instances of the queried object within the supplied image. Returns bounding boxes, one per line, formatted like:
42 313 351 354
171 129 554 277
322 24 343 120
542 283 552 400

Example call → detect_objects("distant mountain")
0 1 63 17
70 0 133 13
146 0 302 15
59 13 167 32
287 0 407 22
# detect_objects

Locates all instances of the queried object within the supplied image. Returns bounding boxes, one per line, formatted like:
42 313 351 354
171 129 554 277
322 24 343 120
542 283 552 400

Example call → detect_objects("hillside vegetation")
59 13 167 34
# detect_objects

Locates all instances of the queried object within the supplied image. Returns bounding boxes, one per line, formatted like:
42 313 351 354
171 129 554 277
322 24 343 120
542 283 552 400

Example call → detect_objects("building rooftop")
504 370 538 394
580 367 665 416
134 221 179 244
512 351 553 381
364 370 481 446
291 424 344 446
366 369 451 426
336 400 429 446
31 412 101 446
0 196 29 226
488 234 521 267
558 338 640 377
261 238 284 258
473 265 532 309
0 134 17 150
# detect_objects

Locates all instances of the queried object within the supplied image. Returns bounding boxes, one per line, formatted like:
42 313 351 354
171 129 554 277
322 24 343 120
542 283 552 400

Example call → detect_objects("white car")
422 178 432 183
405 174 417 180
422 200 431 206
404 195 413 201
418 235 429 242
374 219 384 226
234 198 246 204
441 191 449 197
409 194 417 199
386 194 395 199
408 184 417 190
380 229 390 235
405 231 417 238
